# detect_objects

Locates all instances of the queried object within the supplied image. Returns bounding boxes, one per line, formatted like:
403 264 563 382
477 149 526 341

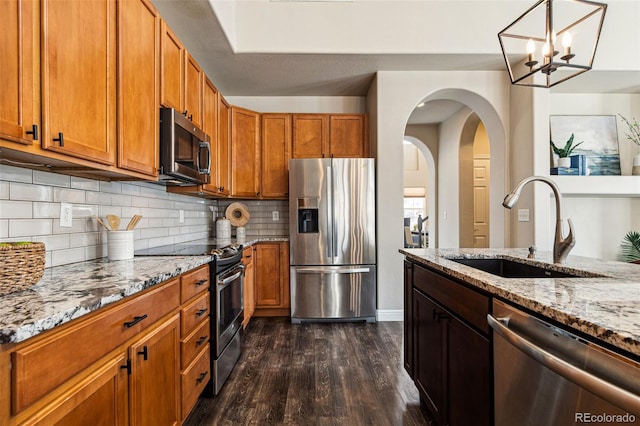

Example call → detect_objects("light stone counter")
400 248 640 358
0 256 213 344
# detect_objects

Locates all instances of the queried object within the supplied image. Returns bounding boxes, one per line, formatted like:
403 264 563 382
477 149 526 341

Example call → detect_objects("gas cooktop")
134 242 242 258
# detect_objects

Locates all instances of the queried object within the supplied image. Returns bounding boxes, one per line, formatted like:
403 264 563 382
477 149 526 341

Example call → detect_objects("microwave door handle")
197 141 211 175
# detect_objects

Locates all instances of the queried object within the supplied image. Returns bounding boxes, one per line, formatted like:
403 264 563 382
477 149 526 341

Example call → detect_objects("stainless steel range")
135 242 244 395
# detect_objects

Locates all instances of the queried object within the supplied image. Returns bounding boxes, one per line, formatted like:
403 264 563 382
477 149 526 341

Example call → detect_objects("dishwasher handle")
488 314 640 416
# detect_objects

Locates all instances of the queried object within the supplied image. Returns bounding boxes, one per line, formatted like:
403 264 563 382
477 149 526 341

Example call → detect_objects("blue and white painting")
550 115 621 176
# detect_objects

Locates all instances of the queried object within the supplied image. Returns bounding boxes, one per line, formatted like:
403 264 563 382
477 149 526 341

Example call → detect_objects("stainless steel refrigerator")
289 158 376 323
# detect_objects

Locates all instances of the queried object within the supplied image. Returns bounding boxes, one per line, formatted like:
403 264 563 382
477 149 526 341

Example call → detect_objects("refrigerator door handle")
326 165 333 259
295 267 371 274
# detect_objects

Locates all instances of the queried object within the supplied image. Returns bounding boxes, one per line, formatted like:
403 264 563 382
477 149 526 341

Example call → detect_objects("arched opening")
403 136 436 248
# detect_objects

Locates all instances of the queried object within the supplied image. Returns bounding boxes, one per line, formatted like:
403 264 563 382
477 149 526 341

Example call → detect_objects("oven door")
215 264 244 356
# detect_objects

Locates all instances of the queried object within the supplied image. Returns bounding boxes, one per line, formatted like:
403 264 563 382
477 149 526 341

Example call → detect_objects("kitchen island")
401 247 640 426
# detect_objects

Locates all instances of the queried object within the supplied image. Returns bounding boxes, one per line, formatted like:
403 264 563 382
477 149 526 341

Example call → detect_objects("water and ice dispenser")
297 198 319 233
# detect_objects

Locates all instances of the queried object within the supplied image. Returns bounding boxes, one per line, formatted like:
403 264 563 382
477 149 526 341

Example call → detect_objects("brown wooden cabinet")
0 0 38 146
117 0 160 177
184 53 203 128
292 114 369 159
40 0 117 165
242 246 256 328
215 94 232 197
261 114 291 199
406 262 492 426
254 242 290 316
129 314 181 426
160 21 184 111
231 107 261 198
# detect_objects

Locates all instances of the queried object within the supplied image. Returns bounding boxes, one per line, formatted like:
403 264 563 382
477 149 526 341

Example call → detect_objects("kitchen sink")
447 257 589 279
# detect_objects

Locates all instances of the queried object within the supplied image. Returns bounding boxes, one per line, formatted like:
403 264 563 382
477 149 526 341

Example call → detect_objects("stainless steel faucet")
503 176 575 264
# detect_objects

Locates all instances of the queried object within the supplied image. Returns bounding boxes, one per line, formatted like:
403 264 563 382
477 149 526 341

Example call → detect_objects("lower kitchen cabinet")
406 262 492 426
242 245 256 327
254 242 290 317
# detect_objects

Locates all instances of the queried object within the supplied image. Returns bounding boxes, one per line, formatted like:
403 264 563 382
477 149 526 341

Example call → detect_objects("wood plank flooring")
185 318 434 426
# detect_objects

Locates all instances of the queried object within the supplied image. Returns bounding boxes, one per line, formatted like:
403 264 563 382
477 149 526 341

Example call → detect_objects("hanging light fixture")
498 0 607 88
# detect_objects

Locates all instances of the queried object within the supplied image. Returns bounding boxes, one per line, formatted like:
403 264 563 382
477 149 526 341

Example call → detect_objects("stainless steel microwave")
159 108 211 185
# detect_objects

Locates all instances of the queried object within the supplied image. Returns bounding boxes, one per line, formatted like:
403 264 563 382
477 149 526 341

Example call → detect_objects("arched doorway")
403 136 436 248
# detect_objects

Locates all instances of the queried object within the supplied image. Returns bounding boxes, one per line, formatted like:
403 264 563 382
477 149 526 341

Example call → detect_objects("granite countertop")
400 248 640 358
0 256 213 345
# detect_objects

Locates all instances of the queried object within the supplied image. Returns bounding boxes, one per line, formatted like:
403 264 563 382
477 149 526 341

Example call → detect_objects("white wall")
374 71 510 315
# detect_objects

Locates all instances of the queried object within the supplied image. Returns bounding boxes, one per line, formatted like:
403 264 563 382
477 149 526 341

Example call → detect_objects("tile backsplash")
0 165 290 268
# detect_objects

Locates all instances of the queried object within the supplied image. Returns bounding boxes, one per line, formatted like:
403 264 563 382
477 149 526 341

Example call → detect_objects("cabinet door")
329 114 368 158
184 52 203 127
129 314 180 426
160 21 184 110
255 243 281 307
41 0 116 164
447 315 491 426
202 78 219 194
0 0 38 145
117 0 159 177
403 260 414 376
413 289 446 426
231 107 261 198
242 246 255 327
215 94 231 196
279 242 290 309
261 114 291 199
292 114 328 158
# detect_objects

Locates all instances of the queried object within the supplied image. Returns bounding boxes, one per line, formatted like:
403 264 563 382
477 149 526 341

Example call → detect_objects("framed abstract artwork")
549 115 621 175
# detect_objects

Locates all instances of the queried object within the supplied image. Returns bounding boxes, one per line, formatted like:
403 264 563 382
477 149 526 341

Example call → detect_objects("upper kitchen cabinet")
160 21 184 111
117 0 160 177
231 106 261 198
261 114 291 199
184 52 203 128
329 114 369 158
0 0 38 146
292 114 328 158
41 0 117 165
202 92 231 197
291 114 369 159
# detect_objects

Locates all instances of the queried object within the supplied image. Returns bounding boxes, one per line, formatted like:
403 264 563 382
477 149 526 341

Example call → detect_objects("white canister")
108 230 134 261
216 218 231 240
236 226 246 243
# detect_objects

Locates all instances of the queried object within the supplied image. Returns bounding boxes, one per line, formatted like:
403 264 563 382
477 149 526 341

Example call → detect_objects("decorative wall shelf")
550 176 640 197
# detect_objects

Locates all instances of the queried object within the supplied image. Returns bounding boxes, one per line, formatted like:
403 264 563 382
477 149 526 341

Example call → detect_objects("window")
404 187 426 230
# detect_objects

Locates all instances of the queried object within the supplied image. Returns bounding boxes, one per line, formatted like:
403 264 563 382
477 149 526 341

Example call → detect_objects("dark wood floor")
185 318 434 426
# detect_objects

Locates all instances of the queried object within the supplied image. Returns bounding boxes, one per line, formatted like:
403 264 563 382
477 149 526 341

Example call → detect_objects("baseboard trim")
376 310 403 322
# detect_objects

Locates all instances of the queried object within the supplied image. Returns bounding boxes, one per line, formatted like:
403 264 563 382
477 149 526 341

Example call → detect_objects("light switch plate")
272 211 279 221
518 209 530 222
60 203 73 227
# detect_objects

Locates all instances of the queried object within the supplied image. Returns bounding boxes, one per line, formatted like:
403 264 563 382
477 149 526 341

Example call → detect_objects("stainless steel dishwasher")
488 300 640 426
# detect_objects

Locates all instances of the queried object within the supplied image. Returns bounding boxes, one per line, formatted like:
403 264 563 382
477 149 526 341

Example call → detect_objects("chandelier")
498 0 607 88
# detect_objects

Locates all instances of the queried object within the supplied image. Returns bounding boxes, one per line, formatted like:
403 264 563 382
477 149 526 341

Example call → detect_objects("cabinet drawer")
181 343 210 420
181 292 210 336
180 264 209 303
413 264 490 334
181 318 210 370
12 278 180 413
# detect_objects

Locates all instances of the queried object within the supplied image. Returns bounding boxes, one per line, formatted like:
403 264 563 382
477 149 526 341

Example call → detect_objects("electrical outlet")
272 211 279 221
179 209 185 223
60 203 73 227
518 209 530 222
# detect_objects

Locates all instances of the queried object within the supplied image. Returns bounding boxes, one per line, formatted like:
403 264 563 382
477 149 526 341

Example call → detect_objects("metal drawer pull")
195 279 208 286
196 371 208 384
26 124 38 140
196 336 208 346
123 314 148 328
195 308 208 317
137 345 148 361
53 132 64 147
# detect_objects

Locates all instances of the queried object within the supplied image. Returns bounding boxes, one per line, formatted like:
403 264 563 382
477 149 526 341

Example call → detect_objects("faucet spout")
503 176 575 264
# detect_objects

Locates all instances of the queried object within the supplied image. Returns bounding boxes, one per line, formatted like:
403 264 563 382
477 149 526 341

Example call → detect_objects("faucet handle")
564 218 576 247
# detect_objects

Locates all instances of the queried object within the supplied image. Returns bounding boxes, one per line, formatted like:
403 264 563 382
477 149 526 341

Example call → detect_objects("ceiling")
152 0 639 124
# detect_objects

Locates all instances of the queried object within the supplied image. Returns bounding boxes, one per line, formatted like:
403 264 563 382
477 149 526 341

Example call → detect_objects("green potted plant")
618 114 640 176
619 231 640 263
550 133 583 168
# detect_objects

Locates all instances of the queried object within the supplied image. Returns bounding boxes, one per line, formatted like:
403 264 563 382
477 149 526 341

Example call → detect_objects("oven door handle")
217 266 244 288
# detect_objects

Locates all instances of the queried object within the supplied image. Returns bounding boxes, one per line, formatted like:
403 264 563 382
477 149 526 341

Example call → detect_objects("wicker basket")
0 242 45 296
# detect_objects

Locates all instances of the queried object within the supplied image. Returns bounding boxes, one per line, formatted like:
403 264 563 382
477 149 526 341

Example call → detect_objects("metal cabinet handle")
195 279 208 287
53 132 64 147
26 124 38 140
123 314 148 328
196 371 208 384
219 186 224 192
195 308 208 317
137 345 148 361
196 336 208 346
